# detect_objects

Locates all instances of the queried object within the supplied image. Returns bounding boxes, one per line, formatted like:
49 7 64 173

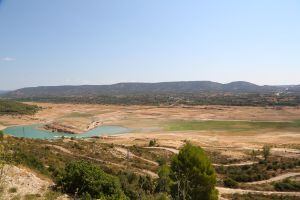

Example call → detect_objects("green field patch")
0 100 39 115
166 120 300 132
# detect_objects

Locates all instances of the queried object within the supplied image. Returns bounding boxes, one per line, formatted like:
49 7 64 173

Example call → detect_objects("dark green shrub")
157 157 167 166
0 130 4 140
262 145 271 161
224 177 238 188
149 139 157 147
8 187 17 193
274 179 300 191
57 161 126 199
156 165 171 193
139 175 156 194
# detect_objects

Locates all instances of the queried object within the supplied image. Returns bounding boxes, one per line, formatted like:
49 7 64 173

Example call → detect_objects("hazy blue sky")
0 0 299 90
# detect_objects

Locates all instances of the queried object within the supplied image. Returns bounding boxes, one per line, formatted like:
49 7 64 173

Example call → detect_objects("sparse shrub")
72 143 83 150
224 177 238 188
262 145 271 161
149 139 157 147
43 190 63 200
9 187 17 193
14 152 47 175
274 179 300 191
250 150 259 161
157 157 167 166
24 194 41 200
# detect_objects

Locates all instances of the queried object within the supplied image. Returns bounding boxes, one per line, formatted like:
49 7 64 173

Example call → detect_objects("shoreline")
0 125 6 131
43 120 103 135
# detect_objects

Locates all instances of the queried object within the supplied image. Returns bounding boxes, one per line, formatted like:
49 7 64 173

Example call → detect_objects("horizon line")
2 80 299 91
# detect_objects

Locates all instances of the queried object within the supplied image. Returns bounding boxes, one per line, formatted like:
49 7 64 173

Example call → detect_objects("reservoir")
3 124 129 139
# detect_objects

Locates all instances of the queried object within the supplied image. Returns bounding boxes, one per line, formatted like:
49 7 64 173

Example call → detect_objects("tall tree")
170 143 218 200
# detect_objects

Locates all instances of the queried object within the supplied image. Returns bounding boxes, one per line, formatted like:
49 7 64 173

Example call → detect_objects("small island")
44 120 103 134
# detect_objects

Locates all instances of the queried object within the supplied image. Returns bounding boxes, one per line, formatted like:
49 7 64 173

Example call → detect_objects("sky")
0 0 299 90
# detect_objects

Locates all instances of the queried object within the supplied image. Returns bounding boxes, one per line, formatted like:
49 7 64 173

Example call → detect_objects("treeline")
9 92 300 106
0 100 39 115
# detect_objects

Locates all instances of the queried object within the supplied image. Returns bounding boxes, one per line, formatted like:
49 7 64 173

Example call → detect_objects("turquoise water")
3 124 129 139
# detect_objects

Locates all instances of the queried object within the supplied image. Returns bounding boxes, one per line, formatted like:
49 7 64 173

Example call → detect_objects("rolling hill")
1 81 299 106
2 81 298 98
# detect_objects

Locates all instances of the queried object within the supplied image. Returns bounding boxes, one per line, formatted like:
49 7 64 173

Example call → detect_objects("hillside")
0 100 39 115
3 81 299 97
2 81 300 106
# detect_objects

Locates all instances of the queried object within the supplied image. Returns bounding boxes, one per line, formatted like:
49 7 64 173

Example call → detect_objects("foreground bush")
170 143 218 200
57 161 127 199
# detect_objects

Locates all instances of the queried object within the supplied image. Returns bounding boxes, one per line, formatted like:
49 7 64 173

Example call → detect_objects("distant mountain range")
0 90 9 95
2 81 300 98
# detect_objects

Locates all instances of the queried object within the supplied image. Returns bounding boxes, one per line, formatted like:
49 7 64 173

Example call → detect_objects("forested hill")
3 81 300 97
1 81 300 106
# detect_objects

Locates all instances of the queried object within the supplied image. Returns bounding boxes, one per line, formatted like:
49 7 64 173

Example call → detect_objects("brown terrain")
1 102 300 154
0 102 300 199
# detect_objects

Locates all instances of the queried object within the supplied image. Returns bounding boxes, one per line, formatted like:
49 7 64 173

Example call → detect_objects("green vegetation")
57 161 126 199
0 100 39 115
166 120 300 132
262 145 271 161
118 172 164 199
223 177 238 188
14 151 48 175
8 187 17 193
216 157 300 183
24 194 42 200
156 165 171 194
0 131 3 140
7 90 300 106
170 143 218 200
0 136 222 199
3 135 299 199
149 139 157 147
274 179 300 192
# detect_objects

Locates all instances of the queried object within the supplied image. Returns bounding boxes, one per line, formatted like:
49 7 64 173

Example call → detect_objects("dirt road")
115 147 159 166
144 146 179 154
217 187 300 197
246 172 300 185
48 144 158 178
